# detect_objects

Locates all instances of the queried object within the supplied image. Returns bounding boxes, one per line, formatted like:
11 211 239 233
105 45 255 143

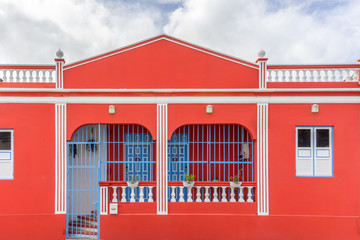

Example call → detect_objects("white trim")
64 36 258 70
55 103 67 214
257 103 269 215
156 104 168 214
0 96 360 104
1 88 359 93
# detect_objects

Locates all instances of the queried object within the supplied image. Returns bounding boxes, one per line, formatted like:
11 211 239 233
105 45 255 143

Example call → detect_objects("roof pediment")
63 35 259 89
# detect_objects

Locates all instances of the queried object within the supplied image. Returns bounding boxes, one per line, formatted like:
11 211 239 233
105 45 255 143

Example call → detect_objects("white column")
55 50 65 89
256 50 268 89
157 104 168 214
100 186 108 215
257 103 269 215
55 103 67 214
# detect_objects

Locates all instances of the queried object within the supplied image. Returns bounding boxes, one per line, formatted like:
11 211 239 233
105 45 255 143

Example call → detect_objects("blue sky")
0 0 359 65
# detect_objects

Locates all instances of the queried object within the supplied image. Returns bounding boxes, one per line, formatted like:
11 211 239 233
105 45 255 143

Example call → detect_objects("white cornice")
0 96 359 104
0 88 359 93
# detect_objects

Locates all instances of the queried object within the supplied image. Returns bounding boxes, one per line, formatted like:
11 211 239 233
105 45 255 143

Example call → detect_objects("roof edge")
64 34 259 70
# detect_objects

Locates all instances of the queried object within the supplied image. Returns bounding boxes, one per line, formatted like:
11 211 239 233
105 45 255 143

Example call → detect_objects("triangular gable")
64 35 259 89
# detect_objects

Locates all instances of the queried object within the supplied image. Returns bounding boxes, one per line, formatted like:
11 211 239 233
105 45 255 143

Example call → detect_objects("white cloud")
164 0 360 64
0 0 359 65
0 0 163 64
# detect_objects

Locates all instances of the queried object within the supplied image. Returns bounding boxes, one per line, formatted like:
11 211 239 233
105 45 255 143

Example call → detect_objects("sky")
0 0 359 65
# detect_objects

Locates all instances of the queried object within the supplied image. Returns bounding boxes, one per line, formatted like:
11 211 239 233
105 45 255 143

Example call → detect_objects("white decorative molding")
157 104 168 214
64 36 258 70
0 96 360 104
55 103 67 214
258 59 268 89
257 103 269 215
100 186 108 215
55 59 65 89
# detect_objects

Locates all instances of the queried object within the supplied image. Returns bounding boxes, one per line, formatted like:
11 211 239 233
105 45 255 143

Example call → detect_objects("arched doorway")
66 124 155 238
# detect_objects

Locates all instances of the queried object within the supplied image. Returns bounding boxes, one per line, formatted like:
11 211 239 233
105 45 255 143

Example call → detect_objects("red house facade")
0 35 359 239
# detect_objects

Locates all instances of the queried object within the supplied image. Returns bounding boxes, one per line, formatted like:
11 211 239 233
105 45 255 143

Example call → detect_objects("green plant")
184 173 196 182
229 169 243 183
126 174 143 183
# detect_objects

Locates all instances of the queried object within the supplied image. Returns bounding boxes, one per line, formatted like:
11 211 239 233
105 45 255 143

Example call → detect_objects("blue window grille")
167 124 254 202
99 124 155 202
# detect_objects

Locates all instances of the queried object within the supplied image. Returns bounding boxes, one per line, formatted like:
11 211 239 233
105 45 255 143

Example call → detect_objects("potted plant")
229 169 243 188
183 173 196 188
126 174 141 188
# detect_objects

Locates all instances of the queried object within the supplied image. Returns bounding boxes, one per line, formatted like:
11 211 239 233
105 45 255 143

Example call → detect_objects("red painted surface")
168 104 257 140
67 104 157 140
0 36 359 239
268 81 360 88
269 104 360 216
64 36 259 89
0 104 55 214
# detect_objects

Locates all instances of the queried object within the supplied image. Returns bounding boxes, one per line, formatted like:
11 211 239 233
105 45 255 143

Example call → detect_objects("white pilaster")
257 103 269 215
55 53 65 89
156 104 168 214
55 103 67 214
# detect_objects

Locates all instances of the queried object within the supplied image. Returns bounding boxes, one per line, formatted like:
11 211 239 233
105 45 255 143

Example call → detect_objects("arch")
168 123 254 182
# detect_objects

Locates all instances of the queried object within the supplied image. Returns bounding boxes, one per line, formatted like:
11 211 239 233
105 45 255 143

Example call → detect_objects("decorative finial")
56 49 64 58
258 49 266 58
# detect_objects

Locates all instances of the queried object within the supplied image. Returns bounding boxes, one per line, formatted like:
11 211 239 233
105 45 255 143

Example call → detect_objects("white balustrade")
106 185 156 203
168 184 255 203
267 68 359 82
0 68 56 83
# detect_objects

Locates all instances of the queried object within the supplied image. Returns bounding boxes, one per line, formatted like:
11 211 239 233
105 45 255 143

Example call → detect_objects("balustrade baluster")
204 187 210 202
9 70 14 82
247 187 254 202
239 187 245 202
2 70 7 81
148 186 154 202
170 186 176 202
35 70 40 82
324 69 329 81
213 187 219 202
41 70 46 82
230 186 236 202
281 70 286 82
121 186 127 202
329 69 335 82
221 187 227 202
111 186 118 202
179 186 184 202
196 187 202 202
187 186 193 202
130 186 136 202
308 70 314 82
15 70 20 82
139 186 144 202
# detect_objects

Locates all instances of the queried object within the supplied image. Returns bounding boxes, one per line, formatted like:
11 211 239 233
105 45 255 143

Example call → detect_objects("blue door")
124 133 153 201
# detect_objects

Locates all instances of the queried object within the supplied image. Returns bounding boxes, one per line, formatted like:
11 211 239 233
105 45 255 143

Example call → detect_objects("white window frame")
295 126 333 177
0 129 14 180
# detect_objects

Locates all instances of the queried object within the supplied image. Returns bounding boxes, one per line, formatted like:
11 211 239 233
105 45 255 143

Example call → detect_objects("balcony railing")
168 181 255 203
0 66 56 83
267 65 360 82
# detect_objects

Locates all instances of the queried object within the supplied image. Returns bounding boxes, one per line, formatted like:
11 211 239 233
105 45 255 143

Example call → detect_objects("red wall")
168 104 257 140
269 103 360 216
67 104 157 140
0 104 55 214
64 39 259 89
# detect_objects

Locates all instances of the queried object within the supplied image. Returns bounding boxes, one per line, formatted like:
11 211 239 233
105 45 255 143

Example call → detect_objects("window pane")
298 129 311 147
316 129 329 147
0 132 11 150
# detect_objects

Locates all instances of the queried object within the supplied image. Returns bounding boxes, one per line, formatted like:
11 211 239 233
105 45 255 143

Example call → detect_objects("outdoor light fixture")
311 104 319 113
206 105 213 113
109 105 115 114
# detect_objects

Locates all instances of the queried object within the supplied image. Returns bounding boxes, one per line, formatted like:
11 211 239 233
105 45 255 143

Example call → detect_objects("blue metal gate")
66 124 101 239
